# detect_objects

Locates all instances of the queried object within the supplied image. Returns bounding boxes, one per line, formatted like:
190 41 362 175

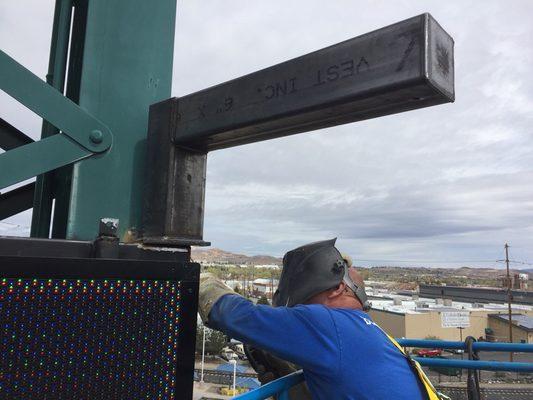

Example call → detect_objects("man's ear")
327 282 345 299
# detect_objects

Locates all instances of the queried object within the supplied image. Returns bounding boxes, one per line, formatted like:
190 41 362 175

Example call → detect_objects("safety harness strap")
385 334 441 400
374 325 442 400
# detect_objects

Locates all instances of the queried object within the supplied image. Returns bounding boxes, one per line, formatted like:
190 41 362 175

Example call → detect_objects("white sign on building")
441 311 470 328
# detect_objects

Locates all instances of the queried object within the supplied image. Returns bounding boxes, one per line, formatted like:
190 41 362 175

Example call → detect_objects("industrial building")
419 284 533 305
488 314 533 344
368 294 533 343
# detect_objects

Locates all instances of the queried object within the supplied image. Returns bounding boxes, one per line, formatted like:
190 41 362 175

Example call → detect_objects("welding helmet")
273 238 370 310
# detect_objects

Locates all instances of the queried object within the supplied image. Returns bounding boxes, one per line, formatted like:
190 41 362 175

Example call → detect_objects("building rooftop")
488 314 533 332
369 291 533 315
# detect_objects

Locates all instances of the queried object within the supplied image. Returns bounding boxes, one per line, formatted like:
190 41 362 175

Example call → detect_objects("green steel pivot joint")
0 50 113 190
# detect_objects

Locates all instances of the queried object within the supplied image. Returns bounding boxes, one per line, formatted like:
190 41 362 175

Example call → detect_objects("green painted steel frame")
0 134 89 190
65 0 177 241
31 0 74 238
0 49 112 190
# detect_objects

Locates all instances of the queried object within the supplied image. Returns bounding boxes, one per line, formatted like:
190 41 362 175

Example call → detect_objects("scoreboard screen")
0 256 199 400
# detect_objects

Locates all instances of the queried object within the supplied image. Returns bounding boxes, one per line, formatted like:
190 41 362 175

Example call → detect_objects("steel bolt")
89 130 103 144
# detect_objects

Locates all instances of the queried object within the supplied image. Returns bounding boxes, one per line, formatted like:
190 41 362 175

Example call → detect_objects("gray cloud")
2 1 533 267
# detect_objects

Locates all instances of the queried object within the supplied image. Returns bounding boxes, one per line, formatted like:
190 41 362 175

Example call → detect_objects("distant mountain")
191 247 282 266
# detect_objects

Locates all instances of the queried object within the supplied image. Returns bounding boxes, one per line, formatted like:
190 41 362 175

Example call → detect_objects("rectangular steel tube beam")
143 99 209 246
0 183 35 220
172 13 454 151
0 118 34 151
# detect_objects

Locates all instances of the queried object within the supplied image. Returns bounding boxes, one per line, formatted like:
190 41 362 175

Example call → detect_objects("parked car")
415 348 443 357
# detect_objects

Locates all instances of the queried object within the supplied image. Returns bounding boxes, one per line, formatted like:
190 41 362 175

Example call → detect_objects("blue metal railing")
399 339 533 372
397 339 533 353
233 339 533 399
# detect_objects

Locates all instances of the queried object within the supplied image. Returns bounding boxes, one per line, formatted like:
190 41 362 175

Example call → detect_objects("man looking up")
199 238 441 399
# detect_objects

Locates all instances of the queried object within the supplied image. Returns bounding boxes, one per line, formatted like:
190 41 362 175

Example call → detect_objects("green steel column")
30 0 73 238
66 0 177 241
51 0 88 239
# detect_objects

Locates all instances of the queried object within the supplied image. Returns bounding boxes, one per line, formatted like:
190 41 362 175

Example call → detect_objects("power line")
508 260 533 267
354 258 499 264
495 259 533 267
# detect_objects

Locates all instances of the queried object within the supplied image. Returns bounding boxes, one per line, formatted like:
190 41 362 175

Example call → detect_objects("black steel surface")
168 13 453 151
0 256 199 400
0 236 191 262
144 99 209 245
0 117 34 151
0 182 35 220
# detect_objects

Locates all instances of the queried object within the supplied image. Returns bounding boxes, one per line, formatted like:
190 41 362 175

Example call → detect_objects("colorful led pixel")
0 277 181 399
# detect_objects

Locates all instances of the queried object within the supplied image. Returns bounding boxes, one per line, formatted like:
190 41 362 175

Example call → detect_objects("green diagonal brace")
0 135 91 189
0 50 113 189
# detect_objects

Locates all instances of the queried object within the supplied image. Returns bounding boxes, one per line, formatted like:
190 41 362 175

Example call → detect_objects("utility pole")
505 243 513 362
270 272 274 299
200 325 206 384
458 327 464 360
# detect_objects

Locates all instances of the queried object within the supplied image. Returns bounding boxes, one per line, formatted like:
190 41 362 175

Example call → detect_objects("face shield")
273 238 370 310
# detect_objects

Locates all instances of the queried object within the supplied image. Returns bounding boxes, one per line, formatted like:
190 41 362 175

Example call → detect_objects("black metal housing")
0 255 199 400
0 236 190 262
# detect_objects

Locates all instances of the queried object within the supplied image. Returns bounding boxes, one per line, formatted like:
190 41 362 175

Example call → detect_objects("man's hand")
198 273 236 326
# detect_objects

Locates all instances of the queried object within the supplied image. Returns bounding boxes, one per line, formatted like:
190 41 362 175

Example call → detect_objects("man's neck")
325 295 362 310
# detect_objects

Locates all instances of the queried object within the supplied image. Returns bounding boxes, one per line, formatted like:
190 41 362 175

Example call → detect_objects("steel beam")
0 48 114 190
51 0 89 239
0 134 91 190
31 0 74 238
145 13 454 243
65 0 177 241
0 236 189 261
143 99 209 246
0 118 33 151
0 50 112 154
170 13 453 151
0 183 35 220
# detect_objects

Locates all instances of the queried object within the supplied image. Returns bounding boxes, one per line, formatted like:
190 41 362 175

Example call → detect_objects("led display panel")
0 256 199 400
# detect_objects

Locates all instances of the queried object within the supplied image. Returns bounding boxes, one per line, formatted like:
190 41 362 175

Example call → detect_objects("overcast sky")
1 1 533 268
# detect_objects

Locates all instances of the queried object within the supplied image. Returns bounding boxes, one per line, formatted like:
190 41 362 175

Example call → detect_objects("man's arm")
207 293 340 375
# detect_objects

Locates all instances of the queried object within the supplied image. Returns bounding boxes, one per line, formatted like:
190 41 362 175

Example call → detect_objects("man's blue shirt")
209 294 425 400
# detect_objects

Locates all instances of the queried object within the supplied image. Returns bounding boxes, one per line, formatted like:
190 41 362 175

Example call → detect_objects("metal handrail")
233 340 533 399
397 339 533 353
414 357 532 372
